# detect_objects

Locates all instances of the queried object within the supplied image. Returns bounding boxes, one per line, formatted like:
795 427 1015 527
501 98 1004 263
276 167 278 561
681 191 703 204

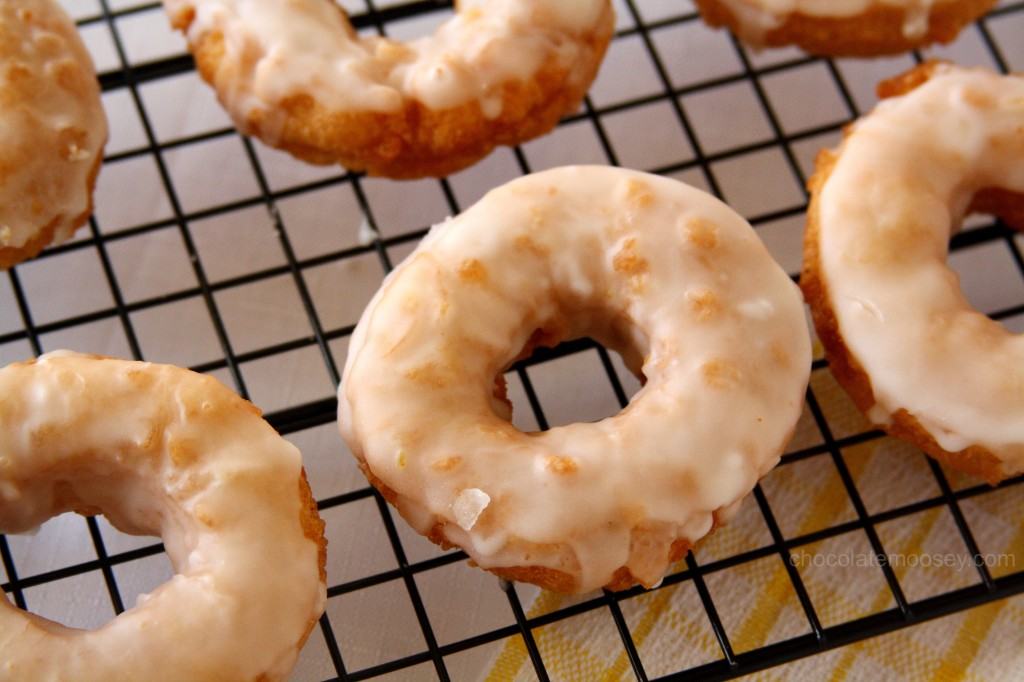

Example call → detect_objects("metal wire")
3 1 1024 679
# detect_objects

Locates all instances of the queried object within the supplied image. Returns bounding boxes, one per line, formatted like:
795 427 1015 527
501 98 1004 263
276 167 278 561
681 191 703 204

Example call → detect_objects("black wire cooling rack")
3 0 1024 679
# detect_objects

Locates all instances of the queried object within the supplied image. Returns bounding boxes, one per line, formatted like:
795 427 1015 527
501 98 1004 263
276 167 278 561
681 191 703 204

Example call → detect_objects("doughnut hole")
971 188 1024 232
1 468 190 630
10 515 172 631
6 512 120 630
490 318 648 430
381 5 451 42
950 188 1024 330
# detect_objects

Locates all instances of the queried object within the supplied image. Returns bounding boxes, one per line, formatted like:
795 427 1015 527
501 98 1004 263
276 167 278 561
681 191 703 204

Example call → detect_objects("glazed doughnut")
0 352 327 681
163 0 614 179
694 0 996 56
803 63 1024 484
0 0 107 269
338 166 811 593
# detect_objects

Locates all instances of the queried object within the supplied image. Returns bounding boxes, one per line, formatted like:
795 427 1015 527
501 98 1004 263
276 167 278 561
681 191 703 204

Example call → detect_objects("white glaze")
715 0 940 40
338 167 811 593
0 0 106 255
816 65 1024 476
162 0 609 130
0 352 326 681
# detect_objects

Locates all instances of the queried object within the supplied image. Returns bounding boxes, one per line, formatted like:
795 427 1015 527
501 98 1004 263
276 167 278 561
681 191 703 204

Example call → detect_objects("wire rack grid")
3 0 1024 679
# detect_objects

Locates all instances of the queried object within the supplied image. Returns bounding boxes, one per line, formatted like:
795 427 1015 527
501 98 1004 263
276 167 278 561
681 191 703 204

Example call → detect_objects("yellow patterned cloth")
485 352 1024 681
